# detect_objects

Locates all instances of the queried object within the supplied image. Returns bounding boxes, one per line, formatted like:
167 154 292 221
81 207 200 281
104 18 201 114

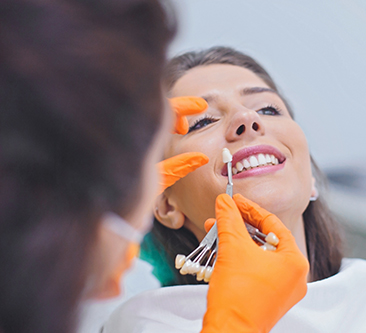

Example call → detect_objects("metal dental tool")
175 148 279 282
223 148 233 197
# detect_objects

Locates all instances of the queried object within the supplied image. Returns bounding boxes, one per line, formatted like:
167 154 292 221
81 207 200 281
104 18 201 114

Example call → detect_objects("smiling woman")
103 46 366 333
145 46 343 285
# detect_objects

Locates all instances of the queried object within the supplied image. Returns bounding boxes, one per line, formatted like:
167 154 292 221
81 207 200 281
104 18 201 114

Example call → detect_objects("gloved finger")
170 97 208 135
174 115 189 135
204 218 216 233
170 96 208 116
157 152 209 193
233 194 294 245
215 194 254 244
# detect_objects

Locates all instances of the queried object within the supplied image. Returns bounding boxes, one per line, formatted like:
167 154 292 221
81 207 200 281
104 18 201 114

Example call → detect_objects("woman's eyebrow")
240 87 278 96
200 94 218 103
201 87 278 103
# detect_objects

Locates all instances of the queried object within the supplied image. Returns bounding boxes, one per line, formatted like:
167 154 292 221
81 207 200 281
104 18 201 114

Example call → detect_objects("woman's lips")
221 144 286 177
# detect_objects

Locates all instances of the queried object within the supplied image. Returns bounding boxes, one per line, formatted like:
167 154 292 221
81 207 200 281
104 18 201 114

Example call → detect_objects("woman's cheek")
282 122 313 209
174 135 216 156
289 124 312 176
173 162 223 226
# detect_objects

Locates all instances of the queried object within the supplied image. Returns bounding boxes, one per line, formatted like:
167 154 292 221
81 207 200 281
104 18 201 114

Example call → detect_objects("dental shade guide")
175 148 279 282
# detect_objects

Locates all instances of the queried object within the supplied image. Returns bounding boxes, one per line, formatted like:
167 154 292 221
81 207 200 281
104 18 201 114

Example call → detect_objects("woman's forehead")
171 64 270 98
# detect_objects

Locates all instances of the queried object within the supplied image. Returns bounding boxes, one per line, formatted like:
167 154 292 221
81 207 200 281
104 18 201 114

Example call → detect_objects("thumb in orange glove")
201 193 309 333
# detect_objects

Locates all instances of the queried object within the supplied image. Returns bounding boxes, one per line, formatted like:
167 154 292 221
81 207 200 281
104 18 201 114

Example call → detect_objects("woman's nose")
225 107 265 142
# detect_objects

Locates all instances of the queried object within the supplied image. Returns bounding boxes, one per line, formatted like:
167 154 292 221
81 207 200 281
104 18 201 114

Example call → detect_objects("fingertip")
215 193 235 210
170 96 208 115
200 153 209 164
215 193 244 228
181 117 189 135
215 193 254 244
185 153 209 170
184 96 208 112
204 218 216 233
175 116 188 135
191 153 209 167
195 97 208 111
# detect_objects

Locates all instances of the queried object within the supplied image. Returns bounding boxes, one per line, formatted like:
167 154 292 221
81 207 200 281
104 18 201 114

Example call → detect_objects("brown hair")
151 46 343 284
0 0 174 332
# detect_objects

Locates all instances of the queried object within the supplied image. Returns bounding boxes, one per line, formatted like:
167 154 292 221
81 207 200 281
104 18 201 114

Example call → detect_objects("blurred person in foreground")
0 2 308 333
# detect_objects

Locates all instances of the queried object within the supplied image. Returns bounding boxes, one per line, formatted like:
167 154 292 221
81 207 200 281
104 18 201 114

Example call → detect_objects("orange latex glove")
157 97 209 193
157 152 209 194
170 96 208 135
201 194 309 333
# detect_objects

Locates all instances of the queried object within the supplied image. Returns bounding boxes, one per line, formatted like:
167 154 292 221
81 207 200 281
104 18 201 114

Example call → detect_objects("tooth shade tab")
175 254 186 269
188 262 201 274
204 266 213 283
265 232 279 246
222 148 232 163
196 267 205 281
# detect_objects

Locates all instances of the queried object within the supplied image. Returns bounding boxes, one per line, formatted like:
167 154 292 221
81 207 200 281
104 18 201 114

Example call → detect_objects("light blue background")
168 0 366 170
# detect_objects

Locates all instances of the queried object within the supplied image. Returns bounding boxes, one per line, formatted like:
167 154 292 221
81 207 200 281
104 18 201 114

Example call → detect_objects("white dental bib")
102 258 366 333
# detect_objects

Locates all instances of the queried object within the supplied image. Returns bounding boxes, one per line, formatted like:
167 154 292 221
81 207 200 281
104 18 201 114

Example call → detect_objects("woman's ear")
310 176 319 201
154 192 185 229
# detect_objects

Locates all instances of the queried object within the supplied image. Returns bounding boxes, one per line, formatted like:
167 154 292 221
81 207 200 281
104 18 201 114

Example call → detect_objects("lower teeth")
235 162 277 174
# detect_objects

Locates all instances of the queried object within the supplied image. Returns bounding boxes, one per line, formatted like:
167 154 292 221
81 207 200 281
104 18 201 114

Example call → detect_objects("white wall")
168 0 366 170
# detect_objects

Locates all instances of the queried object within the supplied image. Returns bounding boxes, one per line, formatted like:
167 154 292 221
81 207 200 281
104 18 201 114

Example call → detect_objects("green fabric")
139 232 178 287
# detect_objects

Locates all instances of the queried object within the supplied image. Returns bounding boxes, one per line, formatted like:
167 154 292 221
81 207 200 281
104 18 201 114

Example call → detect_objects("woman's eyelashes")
257 104 282 116
188 115 219 133
187 105 281 133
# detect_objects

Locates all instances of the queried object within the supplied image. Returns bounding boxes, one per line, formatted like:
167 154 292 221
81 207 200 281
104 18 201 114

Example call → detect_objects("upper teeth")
232 154 279 175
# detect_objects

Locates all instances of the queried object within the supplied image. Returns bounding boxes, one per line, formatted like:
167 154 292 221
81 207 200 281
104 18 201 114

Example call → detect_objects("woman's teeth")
232 154 279 175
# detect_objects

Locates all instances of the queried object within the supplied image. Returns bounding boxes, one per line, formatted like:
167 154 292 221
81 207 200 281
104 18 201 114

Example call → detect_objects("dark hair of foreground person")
0 1 175 332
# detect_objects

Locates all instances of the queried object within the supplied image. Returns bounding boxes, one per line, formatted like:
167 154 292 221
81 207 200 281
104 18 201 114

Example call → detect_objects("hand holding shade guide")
175 148 279 282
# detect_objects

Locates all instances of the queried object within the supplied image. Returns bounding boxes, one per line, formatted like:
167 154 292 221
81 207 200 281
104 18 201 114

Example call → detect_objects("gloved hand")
170 96 208 135
201 193 309 333
98 97 209 298
157 152 209 194
157 97 209 193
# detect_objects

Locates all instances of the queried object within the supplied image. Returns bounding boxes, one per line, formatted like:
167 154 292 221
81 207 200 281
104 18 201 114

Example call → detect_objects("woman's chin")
234 189 293 216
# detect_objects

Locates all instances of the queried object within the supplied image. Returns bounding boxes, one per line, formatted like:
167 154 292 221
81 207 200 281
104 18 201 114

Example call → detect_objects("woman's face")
165 64 312 239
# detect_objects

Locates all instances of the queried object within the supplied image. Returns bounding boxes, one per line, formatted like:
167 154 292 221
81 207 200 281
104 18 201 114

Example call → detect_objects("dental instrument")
175 148 279 281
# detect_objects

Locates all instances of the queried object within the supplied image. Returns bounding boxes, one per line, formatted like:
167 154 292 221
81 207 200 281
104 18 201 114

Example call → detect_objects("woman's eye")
257 105 281 116
188 116 219 133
